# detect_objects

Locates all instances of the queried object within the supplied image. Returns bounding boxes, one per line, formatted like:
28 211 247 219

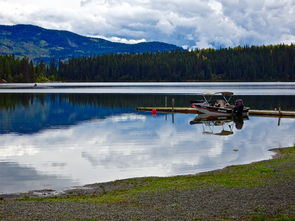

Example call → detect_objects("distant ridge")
0 24 182 63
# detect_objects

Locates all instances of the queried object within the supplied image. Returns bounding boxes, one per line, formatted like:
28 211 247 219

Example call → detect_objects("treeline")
0 56 57 83
1 44 294 82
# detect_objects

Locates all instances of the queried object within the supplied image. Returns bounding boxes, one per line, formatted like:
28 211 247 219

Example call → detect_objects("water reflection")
0 93 295 194
1 93 295 135
0 162 76 194
190 114 249 135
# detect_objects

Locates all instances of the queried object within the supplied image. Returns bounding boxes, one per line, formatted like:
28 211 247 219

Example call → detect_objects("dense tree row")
0 44 294 82
0 55 56 82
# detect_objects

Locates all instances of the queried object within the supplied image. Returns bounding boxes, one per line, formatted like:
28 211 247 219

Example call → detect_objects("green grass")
251 215 295 221
20 145 295 205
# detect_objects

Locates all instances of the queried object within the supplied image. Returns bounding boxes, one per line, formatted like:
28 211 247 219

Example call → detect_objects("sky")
0 0 294 48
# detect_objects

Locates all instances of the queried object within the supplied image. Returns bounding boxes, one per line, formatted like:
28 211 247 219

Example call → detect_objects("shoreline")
1 145 295 220
0 147 279 199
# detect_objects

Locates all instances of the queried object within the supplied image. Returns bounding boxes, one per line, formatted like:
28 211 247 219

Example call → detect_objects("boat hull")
195 104 249 116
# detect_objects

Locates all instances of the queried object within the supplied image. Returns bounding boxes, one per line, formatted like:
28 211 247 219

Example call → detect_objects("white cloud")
88 35 147 44
0 0 294 48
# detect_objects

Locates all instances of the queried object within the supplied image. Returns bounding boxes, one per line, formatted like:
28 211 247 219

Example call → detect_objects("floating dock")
248 109 295 118
137 107 198 114
136 107 295 118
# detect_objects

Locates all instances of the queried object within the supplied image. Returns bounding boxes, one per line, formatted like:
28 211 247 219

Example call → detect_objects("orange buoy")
152 108 157 116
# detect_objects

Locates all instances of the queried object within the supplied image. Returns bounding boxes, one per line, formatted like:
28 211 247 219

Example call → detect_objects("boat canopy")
194 91 234 104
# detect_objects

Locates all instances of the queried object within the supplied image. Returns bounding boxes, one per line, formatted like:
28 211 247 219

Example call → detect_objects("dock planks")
136 107 295 118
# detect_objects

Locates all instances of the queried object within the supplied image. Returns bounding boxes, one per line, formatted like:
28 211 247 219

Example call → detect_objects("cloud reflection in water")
0 113 294 193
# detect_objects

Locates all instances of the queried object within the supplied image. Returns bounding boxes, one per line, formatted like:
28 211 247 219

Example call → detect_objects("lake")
0 82 295 194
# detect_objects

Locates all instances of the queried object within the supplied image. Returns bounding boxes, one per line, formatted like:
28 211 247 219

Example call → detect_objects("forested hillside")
0 44 294 82
0 24 181 63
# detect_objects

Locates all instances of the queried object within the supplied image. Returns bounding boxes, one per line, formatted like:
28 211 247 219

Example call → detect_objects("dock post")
278 107 282 126
172 112 175 123
165 96 168 120
172 98 175 112
278 117 281 126
172 98 175 123
165 96 167 107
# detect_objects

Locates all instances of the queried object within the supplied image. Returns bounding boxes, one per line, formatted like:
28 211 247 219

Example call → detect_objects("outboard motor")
234 99 244 115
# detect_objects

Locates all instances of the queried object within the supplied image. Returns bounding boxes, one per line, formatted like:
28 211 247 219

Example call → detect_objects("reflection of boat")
190 114 248 136
190 92 249 116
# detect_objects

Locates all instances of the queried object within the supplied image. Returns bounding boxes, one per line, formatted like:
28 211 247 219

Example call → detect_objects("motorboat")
189 114 248 135
190 91 249 116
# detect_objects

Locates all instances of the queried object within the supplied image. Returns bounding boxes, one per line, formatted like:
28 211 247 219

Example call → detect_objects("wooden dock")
136 107 199 114
136 107 295 118
248 109 295 118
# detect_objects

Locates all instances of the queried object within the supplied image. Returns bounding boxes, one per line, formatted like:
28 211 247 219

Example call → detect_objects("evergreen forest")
0 44 294 82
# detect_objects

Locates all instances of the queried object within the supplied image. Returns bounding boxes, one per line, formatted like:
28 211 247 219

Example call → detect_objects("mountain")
0 24 181 63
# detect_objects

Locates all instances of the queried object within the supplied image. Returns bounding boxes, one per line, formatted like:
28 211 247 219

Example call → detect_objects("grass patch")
251 215 295 221
21 191 129 204
20 145 295 204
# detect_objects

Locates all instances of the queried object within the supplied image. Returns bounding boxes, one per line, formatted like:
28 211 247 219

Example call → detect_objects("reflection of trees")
0 94 58 110
60 94 183 108
60 94 295 110
1 94 295 111
234 95 295 111
0 93 294 135
0 94 37 110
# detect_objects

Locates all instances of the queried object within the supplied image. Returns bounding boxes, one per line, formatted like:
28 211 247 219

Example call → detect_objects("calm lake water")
0 83 295 194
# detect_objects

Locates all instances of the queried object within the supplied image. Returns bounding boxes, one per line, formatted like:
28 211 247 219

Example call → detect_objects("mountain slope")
0 24 181 63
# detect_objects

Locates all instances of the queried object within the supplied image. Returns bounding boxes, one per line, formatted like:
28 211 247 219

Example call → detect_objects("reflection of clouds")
0 144 38 158
208 142 223 157
0 113 294 193
51 162 66 168
109 114 146 122
0 162 75 194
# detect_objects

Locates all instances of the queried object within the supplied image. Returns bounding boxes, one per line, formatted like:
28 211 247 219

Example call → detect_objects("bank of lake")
0 145 295 221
